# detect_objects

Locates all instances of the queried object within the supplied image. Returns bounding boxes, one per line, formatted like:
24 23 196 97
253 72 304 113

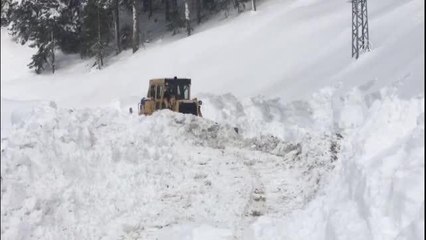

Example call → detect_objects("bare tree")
132 0 140 53
96 1 104 68
196 0 201 24
165 0 170 21
185 0 191 36
50 31 55 73
112 0 121 54
148 0 153 18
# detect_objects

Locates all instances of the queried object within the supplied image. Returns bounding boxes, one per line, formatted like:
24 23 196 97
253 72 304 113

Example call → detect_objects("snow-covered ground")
1 0 424 239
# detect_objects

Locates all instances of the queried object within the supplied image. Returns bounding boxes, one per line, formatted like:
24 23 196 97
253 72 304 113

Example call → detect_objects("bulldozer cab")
140 77 202 117
147 78 191 101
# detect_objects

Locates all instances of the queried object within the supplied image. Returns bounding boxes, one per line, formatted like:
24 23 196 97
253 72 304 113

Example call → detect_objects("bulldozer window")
150 86 155 98
175 84 190 100
176 86 181 98
183 85 190 99
156 85 162 99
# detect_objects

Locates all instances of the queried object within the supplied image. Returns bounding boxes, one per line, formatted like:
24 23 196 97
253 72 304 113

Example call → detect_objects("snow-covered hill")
1 0 424 239
1 0 424 106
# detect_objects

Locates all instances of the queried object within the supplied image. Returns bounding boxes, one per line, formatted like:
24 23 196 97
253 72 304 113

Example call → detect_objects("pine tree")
166 0 184 35
1 0 14 26
5 0 247 72
142 0 153 18
234 0 246 13
27 45 49 74
106 0 121 55
80 0 111 68
56 0 83 54
9 0 68 73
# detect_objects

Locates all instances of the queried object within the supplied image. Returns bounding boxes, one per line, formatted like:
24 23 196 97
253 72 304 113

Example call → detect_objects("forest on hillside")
1 0 254 73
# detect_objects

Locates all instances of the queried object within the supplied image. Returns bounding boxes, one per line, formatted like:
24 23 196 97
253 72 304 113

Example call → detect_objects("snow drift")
1 97 340 240
250 88 424 240
1 86 423 240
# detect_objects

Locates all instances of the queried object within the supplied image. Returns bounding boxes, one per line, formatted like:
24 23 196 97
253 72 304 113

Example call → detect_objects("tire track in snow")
231 149 268 240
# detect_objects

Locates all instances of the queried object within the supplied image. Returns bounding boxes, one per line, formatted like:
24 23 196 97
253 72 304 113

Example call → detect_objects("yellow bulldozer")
135 77 203 117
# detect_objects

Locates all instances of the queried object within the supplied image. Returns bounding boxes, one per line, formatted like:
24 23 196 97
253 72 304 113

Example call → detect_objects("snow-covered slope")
1 0 424 106
1 0 424 239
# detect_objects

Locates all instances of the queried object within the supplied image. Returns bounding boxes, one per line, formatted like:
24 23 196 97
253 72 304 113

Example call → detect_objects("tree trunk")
251 0 256 11
196 0 201 24
51 31 55 73
172 0 178 11
113 0 121 54
148 0 153 18
97 2 103 68
132 0 140 53
185 0 191 36
165 0 170 21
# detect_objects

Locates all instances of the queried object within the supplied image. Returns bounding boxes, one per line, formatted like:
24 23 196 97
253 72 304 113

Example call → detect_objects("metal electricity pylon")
352 0 370 59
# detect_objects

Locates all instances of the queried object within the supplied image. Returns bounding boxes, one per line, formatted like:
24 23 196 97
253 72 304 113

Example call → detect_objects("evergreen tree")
166 0 184 35
1 0 15 26
9 0 69 73
104 0 121 55
80 0 112 68
56 0 83 54
143 0 153 18
5 0 249 73
167 11 184 35
233 0 245 13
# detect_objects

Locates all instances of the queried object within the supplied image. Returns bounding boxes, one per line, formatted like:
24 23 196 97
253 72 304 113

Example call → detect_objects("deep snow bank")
198 86 424 239
1 85 423 240
249 88 424 240
1 99 339 240
0 98 51 138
